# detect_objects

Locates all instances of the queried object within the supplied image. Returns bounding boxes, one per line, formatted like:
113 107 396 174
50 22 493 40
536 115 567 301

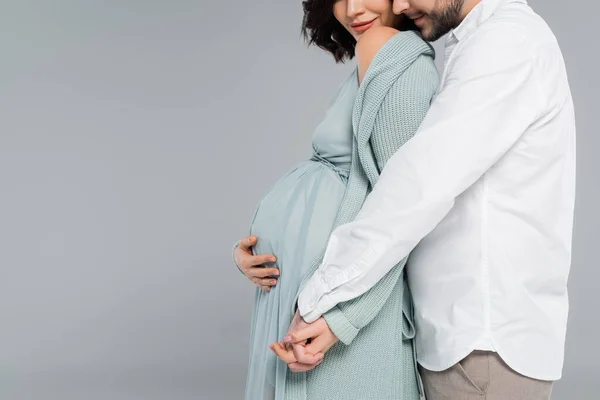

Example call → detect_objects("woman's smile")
350 17 378 33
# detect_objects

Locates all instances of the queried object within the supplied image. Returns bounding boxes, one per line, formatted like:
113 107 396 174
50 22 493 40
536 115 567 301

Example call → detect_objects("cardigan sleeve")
323 54 439 345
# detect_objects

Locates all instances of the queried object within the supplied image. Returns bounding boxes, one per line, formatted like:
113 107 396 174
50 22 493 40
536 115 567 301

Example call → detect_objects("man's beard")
423 0 465 41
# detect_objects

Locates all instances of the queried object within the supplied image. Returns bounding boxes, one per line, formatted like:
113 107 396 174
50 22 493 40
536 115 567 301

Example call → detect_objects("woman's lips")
350 18 377 33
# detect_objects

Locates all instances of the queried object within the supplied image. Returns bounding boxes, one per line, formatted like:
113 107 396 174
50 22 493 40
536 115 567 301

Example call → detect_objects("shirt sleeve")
299 28 543 323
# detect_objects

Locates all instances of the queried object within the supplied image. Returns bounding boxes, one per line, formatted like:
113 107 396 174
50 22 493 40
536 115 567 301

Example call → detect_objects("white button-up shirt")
298 0 575 381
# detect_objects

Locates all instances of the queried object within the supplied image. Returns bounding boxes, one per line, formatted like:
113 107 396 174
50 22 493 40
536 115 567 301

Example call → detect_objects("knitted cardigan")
235 31 439 400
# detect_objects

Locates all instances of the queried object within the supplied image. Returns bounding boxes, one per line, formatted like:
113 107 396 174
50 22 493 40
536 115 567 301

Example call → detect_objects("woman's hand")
234 236 279 291
269 310 326 372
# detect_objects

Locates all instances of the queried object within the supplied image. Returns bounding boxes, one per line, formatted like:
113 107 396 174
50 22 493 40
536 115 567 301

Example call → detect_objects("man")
272 0 575 398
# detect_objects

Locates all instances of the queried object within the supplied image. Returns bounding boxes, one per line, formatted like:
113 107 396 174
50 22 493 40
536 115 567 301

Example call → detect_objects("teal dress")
245 70 358 400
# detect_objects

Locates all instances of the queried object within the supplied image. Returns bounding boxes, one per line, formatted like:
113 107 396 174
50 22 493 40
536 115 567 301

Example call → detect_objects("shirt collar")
450 0 528 42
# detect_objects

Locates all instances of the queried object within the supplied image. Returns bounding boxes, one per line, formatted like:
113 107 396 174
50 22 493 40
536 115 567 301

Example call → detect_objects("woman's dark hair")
301 0 418 63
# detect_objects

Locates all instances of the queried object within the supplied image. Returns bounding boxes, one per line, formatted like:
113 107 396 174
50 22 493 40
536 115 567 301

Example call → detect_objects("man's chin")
419 28 434 41
414 22 433 41
421 28 446 42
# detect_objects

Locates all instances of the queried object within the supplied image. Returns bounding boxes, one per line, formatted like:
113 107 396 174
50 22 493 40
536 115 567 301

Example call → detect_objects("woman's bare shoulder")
356 27 400 83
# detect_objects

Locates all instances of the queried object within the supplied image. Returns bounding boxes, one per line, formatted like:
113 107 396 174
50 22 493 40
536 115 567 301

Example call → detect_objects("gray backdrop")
0 1 597 399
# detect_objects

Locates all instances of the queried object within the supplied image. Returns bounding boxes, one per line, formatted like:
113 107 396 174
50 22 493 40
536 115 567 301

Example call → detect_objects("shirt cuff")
298 270 336 323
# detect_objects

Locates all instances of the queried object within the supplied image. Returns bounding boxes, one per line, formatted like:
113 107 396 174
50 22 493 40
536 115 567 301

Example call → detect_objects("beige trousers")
419 351 554 400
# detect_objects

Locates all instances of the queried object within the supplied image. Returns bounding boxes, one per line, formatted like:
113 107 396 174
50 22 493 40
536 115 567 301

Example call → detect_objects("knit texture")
284 31 439 400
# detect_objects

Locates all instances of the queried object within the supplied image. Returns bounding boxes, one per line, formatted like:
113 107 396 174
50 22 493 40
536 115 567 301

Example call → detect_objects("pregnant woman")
232 1 439 399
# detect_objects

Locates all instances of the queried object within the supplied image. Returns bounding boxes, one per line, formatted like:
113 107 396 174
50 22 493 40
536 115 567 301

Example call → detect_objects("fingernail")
271 280 277 285
284 335 292 342
270 257 276 262
274 270 280 276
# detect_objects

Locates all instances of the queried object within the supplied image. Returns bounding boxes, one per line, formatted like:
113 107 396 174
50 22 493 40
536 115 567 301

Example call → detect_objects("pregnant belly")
249 160 347 279
245 160 348 393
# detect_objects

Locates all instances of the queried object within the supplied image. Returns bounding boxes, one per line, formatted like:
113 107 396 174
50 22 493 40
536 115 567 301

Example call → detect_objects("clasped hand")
269 309 339 372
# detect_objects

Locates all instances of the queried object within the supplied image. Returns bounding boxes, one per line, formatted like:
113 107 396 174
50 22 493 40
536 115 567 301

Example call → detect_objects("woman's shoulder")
357 28 436 83
356 29 434 83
